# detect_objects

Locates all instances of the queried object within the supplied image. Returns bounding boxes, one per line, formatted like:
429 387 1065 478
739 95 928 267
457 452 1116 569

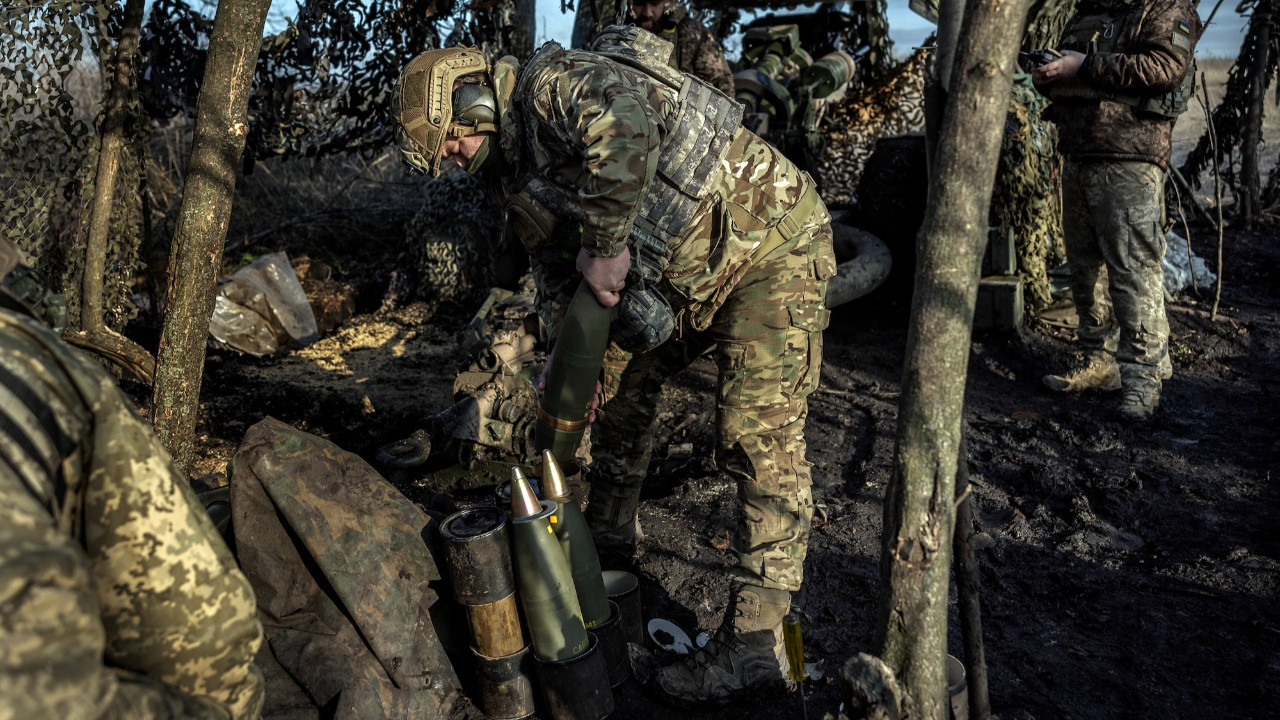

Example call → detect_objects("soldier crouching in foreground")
394 27 834 706
1033 0 1200 420
0 237 265 719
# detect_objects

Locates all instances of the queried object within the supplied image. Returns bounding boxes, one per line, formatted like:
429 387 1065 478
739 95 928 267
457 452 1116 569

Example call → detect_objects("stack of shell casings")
439 505 536 720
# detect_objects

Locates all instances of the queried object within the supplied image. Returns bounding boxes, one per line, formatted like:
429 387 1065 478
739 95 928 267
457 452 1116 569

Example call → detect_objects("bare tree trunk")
82 0 145 332
152 0 270 472
510 0 536 58
1239 0 1274 228
953 435 991 720
873 0 1032 716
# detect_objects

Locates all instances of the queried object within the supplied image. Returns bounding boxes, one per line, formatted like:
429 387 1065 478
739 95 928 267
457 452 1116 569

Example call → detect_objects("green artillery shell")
535 281 611 467
538 450 611 629
511 498 590 662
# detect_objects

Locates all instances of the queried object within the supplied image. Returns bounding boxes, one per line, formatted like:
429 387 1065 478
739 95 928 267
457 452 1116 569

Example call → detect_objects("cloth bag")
230 417 461 720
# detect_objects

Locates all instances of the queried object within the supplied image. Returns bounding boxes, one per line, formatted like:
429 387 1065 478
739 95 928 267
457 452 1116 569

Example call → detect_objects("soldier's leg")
1062 161 1120 355
654 201 833 707
585 340 702 558
1097 161 1171 417
1044 161 1122 393
710 232 829 594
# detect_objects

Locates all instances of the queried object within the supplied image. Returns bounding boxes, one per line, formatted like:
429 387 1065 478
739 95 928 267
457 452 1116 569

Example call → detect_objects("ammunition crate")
974 275 1024 331
983 226 1017 276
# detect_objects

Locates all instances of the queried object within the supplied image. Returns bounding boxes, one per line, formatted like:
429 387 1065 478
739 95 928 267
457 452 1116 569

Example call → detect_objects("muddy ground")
174 212 1280 720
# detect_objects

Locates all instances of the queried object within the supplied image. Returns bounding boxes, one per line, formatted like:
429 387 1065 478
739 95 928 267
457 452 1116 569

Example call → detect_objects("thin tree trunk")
953 435 991 720
82 0 145 332
874 0 1032 717
152 0 271 472
1239 0 1273 228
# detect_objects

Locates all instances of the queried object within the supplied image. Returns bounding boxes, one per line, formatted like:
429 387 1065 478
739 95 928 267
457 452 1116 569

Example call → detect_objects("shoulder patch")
1172 30 1191 54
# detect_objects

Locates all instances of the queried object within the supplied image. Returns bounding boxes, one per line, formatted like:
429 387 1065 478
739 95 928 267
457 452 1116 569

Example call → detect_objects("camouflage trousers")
584 200 833 592
0 310 264 720
1062 159 1171 386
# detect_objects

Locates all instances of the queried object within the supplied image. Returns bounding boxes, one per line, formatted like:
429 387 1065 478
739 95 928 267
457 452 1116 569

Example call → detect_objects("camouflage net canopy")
1178 0 1280 207
0 1 145 332
817 48 927 207
403 171 507 303
141 0 446 162
993 80 1065 316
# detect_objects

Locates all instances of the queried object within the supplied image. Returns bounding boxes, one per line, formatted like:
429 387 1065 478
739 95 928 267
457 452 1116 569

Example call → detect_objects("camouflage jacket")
502 44 822 338
0 308 264 720
1048 0 1201 168
656 10 735 96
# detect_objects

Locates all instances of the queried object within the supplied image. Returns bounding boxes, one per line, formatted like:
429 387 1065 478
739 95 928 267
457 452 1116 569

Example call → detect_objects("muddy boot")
1118 378 1160 421
653 585 791 707
1042 351 1121 392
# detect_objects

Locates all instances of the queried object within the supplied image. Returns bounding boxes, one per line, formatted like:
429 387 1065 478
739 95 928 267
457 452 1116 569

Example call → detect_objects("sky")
256 0 1252 60
530 0 1252 59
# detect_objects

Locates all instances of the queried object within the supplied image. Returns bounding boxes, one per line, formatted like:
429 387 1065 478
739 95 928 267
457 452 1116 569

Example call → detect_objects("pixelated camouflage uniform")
496 43 834 592
652 7 736 96
1047 0 1199 390
0 271 265 719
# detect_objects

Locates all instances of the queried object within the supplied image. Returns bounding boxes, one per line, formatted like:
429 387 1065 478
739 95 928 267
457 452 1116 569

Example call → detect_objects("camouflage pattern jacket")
656 9 735 96
500 43 824 338
1049 0 1201 168
0 308 264 720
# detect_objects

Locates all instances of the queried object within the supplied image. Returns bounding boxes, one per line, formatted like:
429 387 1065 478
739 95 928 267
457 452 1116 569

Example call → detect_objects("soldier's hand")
1033 49 1086 86
576 246 631 308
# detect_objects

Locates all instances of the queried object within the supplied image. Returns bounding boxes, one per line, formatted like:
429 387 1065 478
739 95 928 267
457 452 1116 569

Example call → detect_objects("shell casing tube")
536 451 611 630
535 281 611 467
511 500 590 662
466 594 526 658
438 506 526 657
783 610 807 682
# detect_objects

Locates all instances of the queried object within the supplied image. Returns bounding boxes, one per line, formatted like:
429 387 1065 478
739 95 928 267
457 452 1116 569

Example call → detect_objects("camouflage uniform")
0 267 265 719
1045 0 1199 403
653 7 736 96
503 44 834 592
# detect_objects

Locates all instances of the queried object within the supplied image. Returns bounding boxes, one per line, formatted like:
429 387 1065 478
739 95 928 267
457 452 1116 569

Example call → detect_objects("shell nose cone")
509 466 542 519
539 449 570 501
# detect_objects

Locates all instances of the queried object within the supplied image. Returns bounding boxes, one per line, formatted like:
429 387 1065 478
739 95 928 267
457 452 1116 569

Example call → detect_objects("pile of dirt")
192 219 1279 720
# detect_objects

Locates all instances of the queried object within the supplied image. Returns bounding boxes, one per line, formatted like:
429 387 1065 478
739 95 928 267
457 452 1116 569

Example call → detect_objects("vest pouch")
1136 58 1195 118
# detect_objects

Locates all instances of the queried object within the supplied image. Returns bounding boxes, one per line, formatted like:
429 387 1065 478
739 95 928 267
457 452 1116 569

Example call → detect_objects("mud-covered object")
230 417 462 720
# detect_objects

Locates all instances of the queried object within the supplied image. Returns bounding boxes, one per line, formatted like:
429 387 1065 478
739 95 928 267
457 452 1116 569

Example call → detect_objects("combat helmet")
394 48 499 176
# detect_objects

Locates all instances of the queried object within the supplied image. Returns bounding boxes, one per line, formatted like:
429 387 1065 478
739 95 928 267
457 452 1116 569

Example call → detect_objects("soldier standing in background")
394 25 833 705
0 237 265 720
1034 0 1201 420
628 0 735 95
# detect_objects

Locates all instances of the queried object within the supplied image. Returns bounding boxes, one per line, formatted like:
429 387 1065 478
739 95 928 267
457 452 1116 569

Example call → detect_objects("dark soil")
191 218 1280 720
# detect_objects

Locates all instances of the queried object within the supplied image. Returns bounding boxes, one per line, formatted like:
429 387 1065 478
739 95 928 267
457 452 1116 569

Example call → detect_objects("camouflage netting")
1 1 145 332
141 0 446 162
1178 0 1279 200
404 171 506 303
992 80 1064 316
817 48 928 208
1022 0 1080 52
